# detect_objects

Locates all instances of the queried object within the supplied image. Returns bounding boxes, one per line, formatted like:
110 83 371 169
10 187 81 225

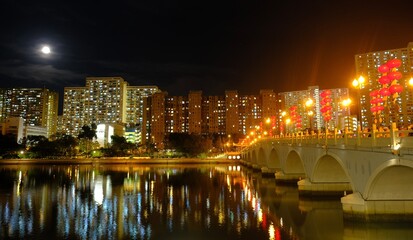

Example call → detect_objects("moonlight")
41 46 51 54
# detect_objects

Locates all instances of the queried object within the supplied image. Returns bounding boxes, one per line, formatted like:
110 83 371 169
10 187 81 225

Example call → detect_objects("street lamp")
352 76 365 130
342 98 352 132
305 98 314 132
285 118 291 135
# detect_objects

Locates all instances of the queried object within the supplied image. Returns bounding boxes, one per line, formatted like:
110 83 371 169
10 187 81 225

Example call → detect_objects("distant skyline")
1 1 413 96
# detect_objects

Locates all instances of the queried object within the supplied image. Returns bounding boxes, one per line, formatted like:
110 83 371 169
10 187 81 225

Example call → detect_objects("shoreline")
0 158 239 165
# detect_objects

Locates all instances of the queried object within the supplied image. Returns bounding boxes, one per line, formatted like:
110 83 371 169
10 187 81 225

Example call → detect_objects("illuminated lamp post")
285 118 291 135
305 98 314 132
265 117 271 137
342 98 352 132
307 110 314 134
352 76 365 131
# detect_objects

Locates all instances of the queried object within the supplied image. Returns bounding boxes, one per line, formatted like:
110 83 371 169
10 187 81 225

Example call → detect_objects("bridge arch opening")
258 148 267 166
285 150 305 174
367 165 413 200
251 150 257 164
268 148 281 169
312 154 350 183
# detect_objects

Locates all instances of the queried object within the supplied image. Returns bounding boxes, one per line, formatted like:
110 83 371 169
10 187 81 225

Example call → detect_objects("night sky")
1 0 413 97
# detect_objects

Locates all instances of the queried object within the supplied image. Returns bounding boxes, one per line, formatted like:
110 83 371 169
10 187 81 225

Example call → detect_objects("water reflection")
0 164 412 239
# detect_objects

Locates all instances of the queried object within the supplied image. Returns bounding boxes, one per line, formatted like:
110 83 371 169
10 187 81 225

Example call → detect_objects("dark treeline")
1 125 240 159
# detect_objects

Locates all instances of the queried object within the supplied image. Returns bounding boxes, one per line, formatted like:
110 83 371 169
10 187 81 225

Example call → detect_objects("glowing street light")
409 77 413 87
342 98 352 131
305 98 314 131
352 76 365 130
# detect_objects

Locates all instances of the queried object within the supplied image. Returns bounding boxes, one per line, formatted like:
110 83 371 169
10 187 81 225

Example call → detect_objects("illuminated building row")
62 77 159 143
142 90 278 148
0 88 58 139
355 42 413 129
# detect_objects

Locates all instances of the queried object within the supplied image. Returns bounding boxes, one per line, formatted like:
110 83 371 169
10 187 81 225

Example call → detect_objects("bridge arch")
251 150 257 164
258 148 267 166
285 150 305 174
364 159 413 200
311 154 351 184
268 148 281 169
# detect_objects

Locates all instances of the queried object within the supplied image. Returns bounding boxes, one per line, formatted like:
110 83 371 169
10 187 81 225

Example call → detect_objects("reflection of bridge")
240 124 413 221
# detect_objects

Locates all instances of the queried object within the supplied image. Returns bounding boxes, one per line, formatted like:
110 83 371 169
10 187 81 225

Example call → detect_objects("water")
0 164 412 240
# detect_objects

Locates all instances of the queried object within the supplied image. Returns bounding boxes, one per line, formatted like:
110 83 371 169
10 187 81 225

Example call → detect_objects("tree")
78 124 97 156
55 134 78 157
105 135 135 157
0 134 22 158
166 133 212 157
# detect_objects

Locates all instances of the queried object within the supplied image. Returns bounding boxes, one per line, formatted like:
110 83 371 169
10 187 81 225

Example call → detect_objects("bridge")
240 123 413 221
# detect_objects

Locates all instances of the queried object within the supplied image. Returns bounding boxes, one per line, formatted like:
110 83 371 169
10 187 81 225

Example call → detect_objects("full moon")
41 46 51 54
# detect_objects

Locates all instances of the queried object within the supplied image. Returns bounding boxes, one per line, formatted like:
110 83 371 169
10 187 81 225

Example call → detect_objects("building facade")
278 86 350 133
62 77 159 144
0 88 58 139
355 42 413 129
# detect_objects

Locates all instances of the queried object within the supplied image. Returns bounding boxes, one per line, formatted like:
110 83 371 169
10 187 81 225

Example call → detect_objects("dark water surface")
0 164 412 240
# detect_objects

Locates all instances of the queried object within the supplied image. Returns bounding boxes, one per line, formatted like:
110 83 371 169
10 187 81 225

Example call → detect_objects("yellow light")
263 131 268 135
308 110 314 116
250 131 255 136
305 98 313 107
266 118 271 124
409 78 413 86
352 79 359 87
342 98 352 107
358 76 365 84
281 111 286 117
286 118 291 124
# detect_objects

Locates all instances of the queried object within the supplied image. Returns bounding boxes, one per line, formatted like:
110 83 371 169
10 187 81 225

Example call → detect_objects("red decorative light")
378 64 389 73
386 59 402 68
389 84 403 94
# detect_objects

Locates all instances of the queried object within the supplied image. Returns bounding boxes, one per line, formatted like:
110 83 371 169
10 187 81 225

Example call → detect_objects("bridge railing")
260 123 413 154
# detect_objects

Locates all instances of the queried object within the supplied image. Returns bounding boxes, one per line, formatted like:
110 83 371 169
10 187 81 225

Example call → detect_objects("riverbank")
0 157 239 165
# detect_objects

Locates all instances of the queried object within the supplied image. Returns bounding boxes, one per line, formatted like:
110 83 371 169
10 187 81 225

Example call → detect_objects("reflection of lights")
237 166 240 171
280 217 283 227
94 175 104 205
269 223 275 240
258 208 263 222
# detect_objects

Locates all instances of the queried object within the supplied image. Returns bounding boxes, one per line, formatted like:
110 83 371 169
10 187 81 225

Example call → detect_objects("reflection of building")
355 42 413 129
0 88 58 138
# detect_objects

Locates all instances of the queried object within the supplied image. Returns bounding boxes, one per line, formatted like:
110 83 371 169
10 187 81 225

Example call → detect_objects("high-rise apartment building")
278 86 349 132
147 91 167 148
355 42 413 129
0 88 58 139
166 95 188 133
225 90 239 135
188 91 202 134
260 89 277 120
62 77 159 143
239 95 261 135
63 87 86 136
126 85 159 127
202 96 223 134
84 77 128 125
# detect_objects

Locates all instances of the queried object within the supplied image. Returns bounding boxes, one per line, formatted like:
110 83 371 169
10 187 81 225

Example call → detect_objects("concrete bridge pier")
298 178 352 197
275 171 305 184
341 192 413 221
261 166 277 177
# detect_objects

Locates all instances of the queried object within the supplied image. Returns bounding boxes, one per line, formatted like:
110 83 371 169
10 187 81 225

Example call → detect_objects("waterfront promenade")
0 157 238 165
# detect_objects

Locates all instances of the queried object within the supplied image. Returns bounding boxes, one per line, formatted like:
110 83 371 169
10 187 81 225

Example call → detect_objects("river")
0 163 412 239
